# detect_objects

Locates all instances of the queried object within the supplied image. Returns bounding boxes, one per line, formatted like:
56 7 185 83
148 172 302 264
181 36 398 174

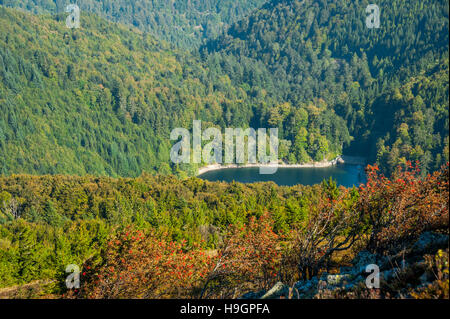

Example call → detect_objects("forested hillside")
203 0 449 173
0 163 448 297
0 0 266 48
0 1 449 301
0 6 350 177
0 170 344 287
0 1 448 176
0 7 258 177
370 61 449 175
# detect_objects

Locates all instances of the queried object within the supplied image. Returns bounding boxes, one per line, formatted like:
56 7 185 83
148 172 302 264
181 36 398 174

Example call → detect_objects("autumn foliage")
61 162 449 299
358 161 449 253
69 213 282 299
200 213 281 298
281 183 361 281
73 228 216 298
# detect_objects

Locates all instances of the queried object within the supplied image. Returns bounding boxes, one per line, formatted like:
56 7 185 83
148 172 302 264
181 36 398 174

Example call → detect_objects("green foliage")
0 1 448 175
373 61 449 175
0 217 109 289
0 1 448 299
203 0 449 173
0 173 332 287
0 5 353 177
0 7 267 177
0 0 266 48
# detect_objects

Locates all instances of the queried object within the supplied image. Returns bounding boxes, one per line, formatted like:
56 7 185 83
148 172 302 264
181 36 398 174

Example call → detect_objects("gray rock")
261 282 287 299
243 232 448 299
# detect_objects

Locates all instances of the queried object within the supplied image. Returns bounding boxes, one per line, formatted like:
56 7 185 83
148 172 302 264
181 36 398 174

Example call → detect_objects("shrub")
358 162 449 253
73 227 216 298
199 213 281 298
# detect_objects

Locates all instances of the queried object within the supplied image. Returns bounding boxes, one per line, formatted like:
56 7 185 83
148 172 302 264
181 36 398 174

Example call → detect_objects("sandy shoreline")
197 156 359 176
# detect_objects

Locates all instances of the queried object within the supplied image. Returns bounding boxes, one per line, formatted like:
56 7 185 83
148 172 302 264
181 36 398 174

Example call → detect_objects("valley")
0 0 448 301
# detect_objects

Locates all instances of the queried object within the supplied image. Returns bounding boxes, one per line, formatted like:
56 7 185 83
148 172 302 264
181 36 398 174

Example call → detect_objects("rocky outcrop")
241 232 449 299
261 282 287 299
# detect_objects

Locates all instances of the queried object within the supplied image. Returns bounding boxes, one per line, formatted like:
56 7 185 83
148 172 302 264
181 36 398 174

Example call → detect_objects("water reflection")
198 164 366 187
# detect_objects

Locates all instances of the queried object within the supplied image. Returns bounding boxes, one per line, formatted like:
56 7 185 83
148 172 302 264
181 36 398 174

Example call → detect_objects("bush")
358 162 449 253
74 227 216 298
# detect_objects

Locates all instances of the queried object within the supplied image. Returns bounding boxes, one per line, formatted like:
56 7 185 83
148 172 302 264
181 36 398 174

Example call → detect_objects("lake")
198 164 366 187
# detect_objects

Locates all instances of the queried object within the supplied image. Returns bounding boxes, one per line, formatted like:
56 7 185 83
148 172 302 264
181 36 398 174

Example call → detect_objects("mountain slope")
0 5 353 177
1 1 448 177
204 0 448 95
0 6 263 176
0 0 267 48
203 0 449 172
372 61 449 174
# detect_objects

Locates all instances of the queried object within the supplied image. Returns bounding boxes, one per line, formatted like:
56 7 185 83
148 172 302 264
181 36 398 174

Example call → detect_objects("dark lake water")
198 164 366 187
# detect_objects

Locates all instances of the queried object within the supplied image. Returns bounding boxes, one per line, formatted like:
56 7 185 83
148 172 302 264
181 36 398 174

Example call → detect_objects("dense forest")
1 0 447 177
0 6 351 177
0 0 448 300
203 0 449 174
0 162 448 297
0 0 266 48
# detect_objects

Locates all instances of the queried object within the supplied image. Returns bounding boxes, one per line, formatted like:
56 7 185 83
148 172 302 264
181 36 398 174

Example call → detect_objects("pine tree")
17 224 38 283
